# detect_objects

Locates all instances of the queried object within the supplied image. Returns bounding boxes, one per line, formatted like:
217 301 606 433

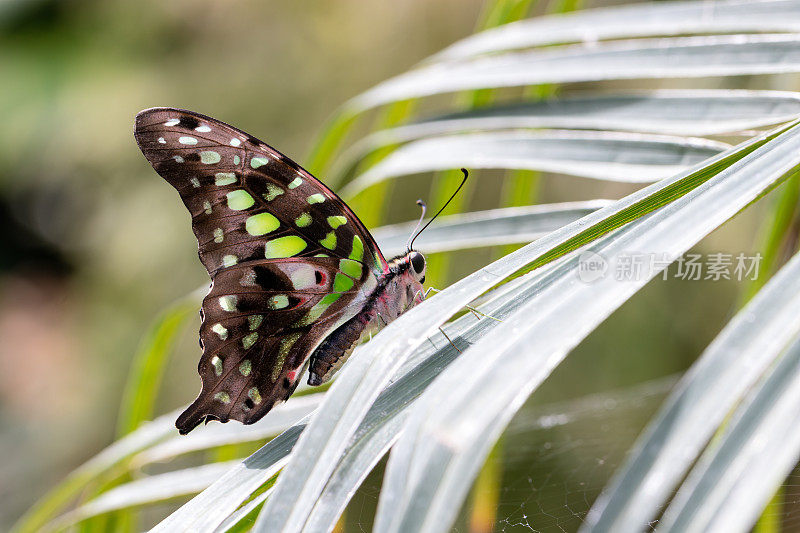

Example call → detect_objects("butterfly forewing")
134 108 387 433
134 108 387 275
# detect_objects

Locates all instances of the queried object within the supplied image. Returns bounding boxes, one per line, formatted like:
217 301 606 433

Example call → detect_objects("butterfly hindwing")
176 258 371 431
134 108 387 433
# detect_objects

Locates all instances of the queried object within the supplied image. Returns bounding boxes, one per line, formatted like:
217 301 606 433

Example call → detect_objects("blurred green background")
0 0 791 530
0 1 483 526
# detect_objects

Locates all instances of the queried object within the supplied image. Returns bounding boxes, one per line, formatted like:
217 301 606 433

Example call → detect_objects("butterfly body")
308 254 425 385
133 108 426 434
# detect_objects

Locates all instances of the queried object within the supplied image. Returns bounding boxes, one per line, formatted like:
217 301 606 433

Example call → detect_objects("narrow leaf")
150 426 302 532
117 298 197 436
341 131 729 197
47 462 241 529
350 35 800 111
373 200 610 257
251 122 792 532
133 394 323 466
12 410 180 533
373 121 800 533
434 0 800 61
658 334 800 533
583 252 800 532
336 90 800 178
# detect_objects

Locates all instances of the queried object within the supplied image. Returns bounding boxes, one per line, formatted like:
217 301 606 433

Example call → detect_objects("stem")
305 109 360 178
426 0 536 287
349 99 418 228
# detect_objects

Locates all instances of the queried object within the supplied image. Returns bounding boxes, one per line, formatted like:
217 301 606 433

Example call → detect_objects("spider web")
342 377 675 532
490 376 675 533
344 375 800 532
476 376 800 533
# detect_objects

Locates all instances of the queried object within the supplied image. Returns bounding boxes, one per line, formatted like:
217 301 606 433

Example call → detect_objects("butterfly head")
407 250 425 283
388 249 426 283
386 249 427 310
407 250 426 284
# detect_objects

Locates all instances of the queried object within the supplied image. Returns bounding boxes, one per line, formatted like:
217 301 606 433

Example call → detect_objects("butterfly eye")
410 251 425 275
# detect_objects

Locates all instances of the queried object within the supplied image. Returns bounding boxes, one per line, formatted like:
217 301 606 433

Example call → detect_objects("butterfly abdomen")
308 308 378 386
308 265 424 386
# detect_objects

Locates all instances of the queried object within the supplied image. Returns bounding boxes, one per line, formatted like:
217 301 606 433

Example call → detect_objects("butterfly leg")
464 305 503 322
427 336 438 351
417 287 502 322
438 326 462 353
420 286 439 300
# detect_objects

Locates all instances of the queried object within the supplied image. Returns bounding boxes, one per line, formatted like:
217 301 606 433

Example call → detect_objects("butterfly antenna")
408 168 468 251
406 200 427 252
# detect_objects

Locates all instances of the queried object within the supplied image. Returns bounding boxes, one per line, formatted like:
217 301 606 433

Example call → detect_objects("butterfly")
134 108 463 435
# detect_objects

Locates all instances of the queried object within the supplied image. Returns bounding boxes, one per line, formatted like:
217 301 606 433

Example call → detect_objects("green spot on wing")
264 184 284 201
294 293 341 327
215 172 237 185
214 392 231 403
295 212 312 227
248 387 262 405
268 295 289 309
227 190 255 210
245 212 280 236
200 151 221 164
327 215 347 228
265 236 307 258
320 231 337 250
212 323 228 339
307 193 325 204
273 333 302 380
333 272 354 292
242 332 259 349
350 236 364 261
320 293 342 306
211 356 223 376
248 314 264 329
251 156 268 168
288 177 303 189
218 295 237 311
339 259 362 279
239 360 252 376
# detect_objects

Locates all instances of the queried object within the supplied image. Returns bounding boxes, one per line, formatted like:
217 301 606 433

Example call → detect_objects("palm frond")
20 1 800 531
